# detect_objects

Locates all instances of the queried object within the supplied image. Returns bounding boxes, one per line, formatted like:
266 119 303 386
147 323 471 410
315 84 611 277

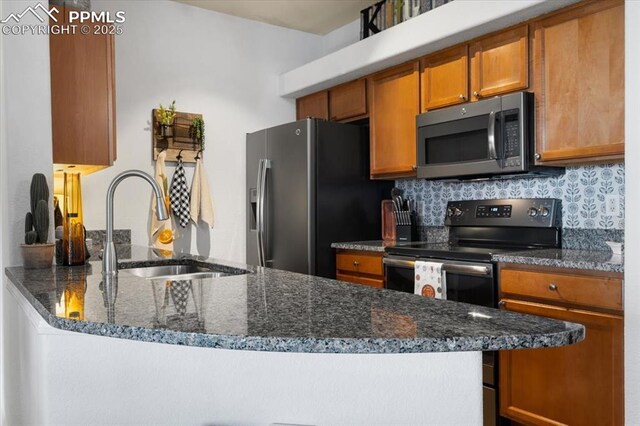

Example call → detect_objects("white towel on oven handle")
414 260 446 300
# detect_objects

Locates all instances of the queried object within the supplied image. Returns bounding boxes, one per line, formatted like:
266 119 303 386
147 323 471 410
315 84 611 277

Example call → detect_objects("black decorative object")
360 0 453 40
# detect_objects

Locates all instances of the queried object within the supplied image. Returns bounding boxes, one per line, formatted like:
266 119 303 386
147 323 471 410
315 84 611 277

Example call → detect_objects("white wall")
1 0 55 423
624 1 639 423
0 1 5 421
81 0 323 263
321 19 360 55
1 1 54 266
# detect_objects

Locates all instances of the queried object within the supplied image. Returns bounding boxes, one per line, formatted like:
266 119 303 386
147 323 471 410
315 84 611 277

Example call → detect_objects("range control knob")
540 207 550 217
447 208 455 217
528 207 538 217
454 208 463 217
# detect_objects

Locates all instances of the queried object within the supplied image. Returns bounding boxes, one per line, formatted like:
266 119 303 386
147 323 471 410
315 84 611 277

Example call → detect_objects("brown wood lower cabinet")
499 265 624 426
335 250 384 289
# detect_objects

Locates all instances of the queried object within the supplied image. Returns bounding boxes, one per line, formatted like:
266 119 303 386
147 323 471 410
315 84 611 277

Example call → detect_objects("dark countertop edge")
3 267 584 354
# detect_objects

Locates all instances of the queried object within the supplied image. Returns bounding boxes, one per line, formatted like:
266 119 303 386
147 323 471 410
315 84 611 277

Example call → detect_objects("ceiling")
173 0 371 35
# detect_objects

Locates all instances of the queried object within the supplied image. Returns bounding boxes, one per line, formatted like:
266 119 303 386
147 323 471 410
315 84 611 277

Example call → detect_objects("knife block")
381 200 396 241
396 212 418 242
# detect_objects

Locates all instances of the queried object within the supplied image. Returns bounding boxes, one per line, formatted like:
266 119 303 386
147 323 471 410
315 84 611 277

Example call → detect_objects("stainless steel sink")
122 264 226 280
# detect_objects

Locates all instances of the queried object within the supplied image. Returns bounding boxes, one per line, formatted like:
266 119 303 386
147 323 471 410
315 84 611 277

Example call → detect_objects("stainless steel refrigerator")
247 118 392 278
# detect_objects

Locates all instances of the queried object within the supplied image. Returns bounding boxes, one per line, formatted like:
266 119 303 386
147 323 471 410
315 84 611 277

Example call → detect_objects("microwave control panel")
503 109 521 160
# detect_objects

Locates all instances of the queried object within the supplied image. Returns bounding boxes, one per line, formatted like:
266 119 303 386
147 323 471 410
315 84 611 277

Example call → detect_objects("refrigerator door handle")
256 159 264 267
257 159 271 267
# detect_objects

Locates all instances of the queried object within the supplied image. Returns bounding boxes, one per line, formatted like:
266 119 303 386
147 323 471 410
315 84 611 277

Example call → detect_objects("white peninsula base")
4 282 482 425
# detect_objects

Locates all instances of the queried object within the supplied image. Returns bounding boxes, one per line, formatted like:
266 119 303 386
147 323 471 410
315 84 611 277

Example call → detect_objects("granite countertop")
5 245 584 354
493 248 623 274
334 240 623 273
331 240 395 253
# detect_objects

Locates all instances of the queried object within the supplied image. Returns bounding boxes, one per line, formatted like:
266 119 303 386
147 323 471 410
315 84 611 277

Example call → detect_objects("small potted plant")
191 117 205 146
156 100 177 138
20 173 54 269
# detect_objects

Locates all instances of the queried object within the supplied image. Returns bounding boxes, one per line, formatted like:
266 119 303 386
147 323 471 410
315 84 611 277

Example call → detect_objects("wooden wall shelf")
152 109 203 163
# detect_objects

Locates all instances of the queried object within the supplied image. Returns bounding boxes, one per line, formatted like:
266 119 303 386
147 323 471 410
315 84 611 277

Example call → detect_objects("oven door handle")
383 257 492 277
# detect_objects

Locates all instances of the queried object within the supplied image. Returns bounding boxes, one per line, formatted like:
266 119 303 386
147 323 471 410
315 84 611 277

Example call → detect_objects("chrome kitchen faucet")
102 170 169 277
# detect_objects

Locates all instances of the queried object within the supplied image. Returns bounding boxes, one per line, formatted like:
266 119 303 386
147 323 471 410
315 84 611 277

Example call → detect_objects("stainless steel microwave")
416 92 562 180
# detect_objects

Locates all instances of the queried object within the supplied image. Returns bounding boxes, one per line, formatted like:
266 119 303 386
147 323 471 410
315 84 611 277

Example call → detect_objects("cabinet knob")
473 91 482 98
353 261 360 267
412 165 417 171
459 94 467 101
535 153 541 160
548 283 558 291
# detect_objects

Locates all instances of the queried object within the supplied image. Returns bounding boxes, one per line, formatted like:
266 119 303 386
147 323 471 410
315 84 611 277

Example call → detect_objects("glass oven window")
445 272 495 308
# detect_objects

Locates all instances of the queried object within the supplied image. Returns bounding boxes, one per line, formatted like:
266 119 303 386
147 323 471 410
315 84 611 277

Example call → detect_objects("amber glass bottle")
62 172 86 265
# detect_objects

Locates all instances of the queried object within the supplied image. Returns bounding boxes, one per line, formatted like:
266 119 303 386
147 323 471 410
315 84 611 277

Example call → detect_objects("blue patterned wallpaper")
397 164 625 229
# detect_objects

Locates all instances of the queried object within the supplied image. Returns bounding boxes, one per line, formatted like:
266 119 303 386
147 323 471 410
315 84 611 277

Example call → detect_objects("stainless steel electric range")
383 198 562 426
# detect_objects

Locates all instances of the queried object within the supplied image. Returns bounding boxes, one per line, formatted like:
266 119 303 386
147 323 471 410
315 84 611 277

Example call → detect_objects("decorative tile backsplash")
397 164 625 229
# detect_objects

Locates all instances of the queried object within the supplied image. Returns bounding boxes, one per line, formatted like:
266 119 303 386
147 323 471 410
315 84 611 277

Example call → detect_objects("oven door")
383 256 496 307
383 255 497 387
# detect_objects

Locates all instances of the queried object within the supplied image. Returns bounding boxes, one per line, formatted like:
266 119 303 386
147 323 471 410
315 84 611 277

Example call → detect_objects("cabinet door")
296 91 329 120
50 6 116 166
469 25 528 101
368 61 420 179
532 0 624 164
420 45 468 111
329 79 367 122
499 299 623 426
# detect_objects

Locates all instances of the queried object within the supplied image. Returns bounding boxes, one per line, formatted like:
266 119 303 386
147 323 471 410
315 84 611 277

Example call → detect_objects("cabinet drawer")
336 251 383 276
336 273 384 289
501 269 622 311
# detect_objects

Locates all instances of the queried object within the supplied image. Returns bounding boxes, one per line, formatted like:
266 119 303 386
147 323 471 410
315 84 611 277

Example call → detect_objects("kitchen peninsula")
5 246 583 425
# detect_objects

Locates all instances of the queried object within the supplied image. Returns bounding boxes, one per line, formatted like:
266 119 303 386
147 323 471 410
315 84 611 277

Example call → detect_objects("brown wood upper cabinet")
50 5 116 168
296 91 329 121
532 0 624 164
368 61 420 179
499 265 624 426
469 25 529 101
296 80 366 122
419 45 468 111
329 79 367 122
419 25 527 112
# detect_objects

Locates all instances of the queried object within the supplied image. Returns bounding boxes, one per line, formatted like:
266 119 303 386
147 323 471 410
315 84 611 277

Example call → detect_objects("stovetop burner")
385 198 562 262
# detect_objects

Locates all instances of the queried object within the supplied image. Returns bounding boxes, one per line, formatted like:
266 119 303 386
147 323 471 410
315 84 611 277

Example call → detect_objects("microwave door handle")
488 110 497 160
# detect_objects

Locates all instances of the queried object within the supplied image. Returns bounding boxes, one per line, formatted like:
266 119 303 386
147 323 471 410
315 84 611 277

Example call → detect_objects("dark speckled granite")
5 245 583 353
562 228 624 251
331 241 394 252
494 248 623 273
